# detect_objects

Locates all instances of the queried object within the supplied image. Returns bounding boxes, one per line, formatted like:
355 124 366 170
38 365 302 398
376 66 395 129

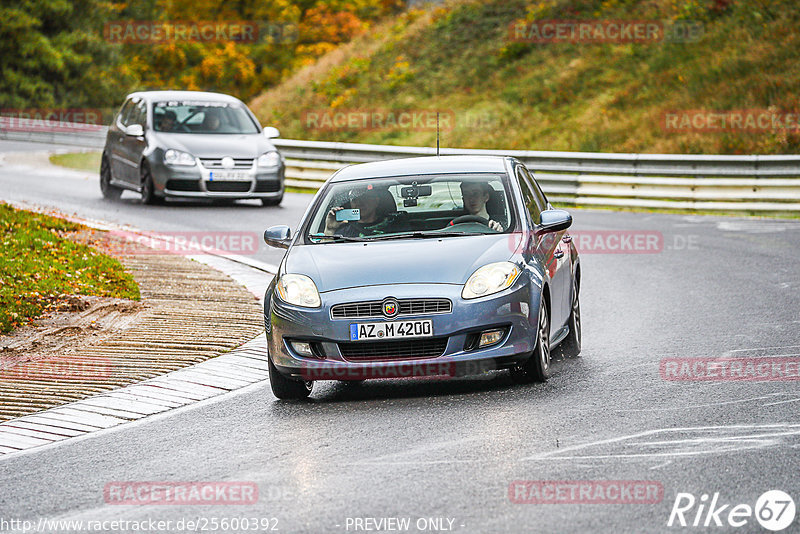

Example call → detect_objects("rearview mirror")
535 209 572 236
263 126 280 138
264 225 292 249
125 124 144 137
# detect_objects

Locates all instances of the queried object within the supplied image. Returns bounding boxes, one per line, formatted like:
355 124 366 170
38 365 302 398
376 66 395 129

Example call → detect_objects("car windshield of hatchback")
153 101 260 134
307 173 514 243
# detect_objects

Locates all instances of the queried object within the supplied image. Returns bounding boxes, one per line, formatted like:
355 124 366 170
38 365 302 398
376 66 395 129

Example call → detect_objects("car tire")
261 193 283 207
99 154 122 200
268 358 313 400
555 279 581 359
510 297 551 384
140 162 162 205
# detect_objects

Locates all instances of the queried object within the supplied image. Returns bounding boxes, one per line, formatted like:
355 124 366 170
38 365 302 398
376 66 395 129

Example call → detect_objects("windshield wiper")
368 231 473 241
308 234 369 242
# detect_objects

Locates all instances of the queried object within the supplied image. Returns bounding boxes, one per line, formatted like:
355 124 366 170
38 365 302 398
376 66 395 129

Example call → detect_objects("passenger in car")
324 185 403 237
456 181 504 231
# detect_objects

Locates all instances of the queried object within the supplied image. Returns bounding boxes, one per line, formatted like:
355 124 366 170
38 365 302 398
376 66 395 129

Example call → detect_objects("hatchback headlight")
276 274 321 308
163 149 196 166
257 151 281 168
462 262 521 300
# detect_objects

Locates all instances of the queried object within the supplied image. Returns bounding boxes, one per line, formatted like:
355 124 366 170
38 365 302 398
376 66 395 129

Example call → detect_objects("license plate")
206 170 251 181
350 320 433 341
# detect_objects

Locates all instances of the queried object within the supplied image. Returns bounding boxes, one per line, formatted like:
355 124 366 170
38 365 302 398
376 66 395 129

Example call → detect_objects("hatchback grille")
200 158 254 169
331 299 451 320
205 181 251 193
339 337 448 361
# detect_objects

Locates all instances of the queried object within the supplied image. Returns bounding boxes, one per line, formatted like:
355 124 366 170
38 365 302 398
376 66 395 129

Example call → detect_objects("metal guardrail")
2 121 799 212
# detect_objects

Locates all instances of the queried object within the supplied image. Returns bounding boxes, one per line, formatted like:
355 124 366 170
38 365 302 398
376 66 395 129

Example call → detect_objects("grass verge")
0 203 140 334
49 151 101 172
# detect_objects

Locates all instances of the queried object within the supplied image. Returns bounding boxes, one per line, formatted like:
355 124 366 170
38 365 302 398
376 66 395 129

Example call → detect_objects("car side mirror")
263 126 280 138
264 225 292 249
125 124 144 137
535 209 572 236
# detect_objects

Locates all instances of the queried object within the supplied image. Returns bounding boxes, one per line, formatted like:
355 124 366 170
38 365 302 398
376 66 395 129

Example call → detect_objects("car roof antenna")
436 112 440 158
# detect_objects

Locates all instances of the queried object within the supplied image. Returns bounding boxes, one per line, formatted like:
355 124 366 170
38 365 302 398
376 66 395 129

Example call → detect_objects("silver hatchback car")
100 90 285 206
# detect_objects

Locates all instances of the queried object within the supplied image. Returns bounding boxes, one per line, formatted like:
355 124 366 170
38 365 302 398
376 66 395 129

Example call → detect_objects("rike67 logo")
668 490 796 531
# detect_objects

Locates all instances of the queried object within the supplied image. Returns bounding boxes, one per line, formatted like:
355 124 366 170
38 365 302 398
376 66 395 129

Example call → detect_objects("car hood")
153 133 273 158
284 234 517 292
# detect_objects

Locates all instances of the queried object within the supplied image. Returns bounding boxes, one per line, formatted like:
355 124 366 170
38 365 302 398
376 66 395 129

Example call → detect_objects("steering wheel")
449 215 490 226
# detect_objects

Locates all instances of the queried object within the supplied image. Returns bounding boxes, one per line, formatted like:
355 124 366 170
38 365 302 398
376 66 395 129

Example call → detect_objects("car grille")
205 181 251 193
200 158 253 169
339 337 448 361
330 299 452 320
166 179 201 192
254 180 281 192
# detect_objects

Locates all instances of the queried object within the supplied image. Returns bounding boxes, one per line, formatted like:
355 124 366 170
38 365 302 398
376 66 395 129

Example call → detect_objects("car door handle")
554 250 565 259
562 235 572 243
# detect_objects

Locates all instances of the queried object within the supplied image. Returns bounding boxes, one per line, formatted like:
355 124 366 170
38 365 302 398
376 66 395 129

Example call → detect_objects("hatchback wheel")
99 155 122 200
510 297 551 383
268 358 313 400
261 193 283 207
140 162 161 205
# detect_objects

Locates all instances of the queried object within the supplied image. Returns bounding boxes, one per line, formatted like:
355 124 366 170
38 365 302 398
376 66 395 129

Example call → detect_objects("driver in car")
202 110 222 131
453 181 504 231
324 185 400 237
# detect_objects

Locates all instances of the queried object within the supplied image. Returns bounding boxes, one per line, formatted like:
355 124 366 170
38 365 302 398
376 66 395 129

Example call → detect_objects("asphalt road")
1 140 800 533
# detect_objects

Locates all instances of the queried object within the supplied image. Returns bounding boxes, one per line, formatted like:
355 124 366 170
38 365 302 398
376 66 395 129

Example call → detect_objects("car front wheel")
261 193 283 207
140 162 161 205
268 358 313 400
510 297 551 384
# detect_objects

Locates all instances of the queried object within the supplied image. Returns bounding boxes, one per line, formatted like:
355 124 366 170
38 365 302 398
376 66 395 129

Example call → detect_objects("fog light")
290 341 314 357
478 329 504 348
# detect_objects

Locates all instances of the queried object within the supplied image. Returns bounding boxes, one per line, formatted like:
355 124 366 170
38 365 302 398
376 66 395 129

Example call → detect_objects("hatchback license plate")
207 170 251 181
350 320 433 341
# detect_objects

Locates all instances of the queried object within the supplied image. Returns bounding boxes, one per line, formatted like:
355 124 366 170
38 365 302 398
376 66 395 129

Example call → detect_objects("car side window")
117 99 134 127
516 167 542 224
527 168 549 210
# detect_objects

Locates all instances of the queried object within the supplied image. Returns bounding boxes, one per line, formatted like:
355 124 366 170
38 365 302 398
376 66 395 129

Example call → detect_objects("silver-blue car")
263 156 581 399
100 90 285 206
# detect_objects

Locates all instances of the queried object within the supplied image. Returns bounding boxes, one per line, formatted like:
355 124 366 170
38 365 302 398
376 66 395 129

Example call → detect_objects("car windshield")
153 101 260 134
306 173 514 242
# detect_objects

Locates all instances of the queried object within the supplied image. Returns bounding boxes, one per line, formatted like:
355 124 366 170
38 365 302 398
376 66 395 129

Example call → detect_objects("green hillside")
250 0 800 155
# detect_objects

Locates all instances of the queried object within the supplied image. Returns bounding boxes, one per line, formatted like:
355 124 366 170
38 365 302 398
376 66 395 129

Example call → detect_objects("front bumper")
267 281 541 381
150 159 284 199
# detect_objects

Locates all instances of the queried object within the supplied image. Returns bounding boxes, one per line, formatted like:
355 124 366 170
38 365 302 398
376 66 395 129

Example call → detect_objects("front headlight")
462 262 521 300
163 149 196 166
257 151 281 168
276 274 321 308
